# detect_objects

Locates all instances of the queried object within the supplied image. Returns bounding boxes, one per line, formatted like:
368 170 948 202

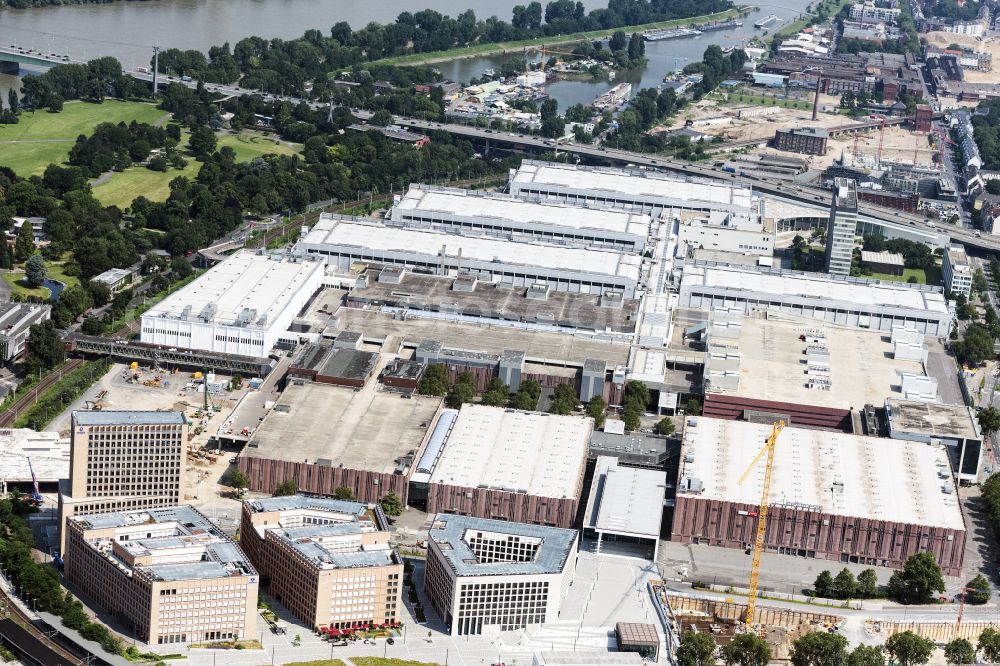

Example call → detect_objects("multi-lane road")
6 45 999 255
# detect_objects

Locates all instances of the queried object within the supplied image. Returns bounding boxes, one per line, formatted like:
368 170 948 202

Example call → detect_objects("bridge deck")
63 333 275 376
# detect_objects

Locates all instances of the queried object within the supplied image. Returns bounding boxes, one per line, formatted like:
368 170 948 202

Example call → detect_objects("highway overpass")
4 44 994 255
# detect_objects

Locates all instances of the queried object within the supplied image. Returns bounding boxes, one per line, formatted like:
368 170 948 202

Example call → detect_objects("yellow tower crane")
737 420 785 626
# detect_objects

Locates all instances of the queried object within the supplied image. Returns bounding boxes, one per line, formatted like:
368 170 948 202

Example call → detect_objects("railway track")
0 358 85 428
0 586 86 665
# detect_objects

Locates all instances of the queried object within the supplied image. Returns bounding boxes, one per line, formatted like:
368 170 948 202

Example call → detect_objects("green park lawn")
3 271 50 299
91 159 201 210
0 100 166 177
870 266 942 285
216 133 300 161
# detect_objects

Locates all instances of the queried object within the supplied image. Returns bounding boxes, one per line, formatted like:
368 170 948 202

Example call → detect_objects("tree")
978 627 1000 662
979 406 1000 436
419 364 449 396
228 469 250 492
857 569 878 598
549 383 578 415
721 632 771 666
884 631 933 666
273 479 297 496
188 124 217 158
8 89 18 114
24 253 46 288
380 492 403 517
887 552 945 604
789 631 848 666
813 570 834 598
847 645 884 666
832 568 857 600
170 256 194 279
14 221 35 262
25 320 64 375
944 638 976 664
676 630 716 666
964 574 991 604
609 30 627 52
481 378 510 407
954 323 995 366
654 417 675 436
48 93 63 113
445 371 476 409
685 398 702 415
370 109 394 126
586 396 607 429
333 486 355 500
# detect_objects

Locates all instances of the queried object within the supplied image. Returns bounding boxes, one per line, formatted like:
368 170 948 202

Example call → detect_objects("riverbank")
369 6 750 67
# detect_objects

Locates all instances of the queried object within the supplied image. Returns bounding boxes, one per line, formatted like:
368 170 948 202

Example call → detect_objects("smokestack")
457 247 462 274
812 73 822 121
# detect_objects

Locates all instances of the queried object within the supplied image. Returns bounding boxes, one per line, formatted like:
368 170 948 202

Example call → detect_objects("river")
0 0 812 110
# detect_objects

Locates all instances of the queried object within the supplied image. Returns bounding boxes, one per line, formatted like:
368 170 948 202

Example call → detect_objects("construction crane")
26 457 43 506
524 44 583 73
737 420 785 626
875 115 887 169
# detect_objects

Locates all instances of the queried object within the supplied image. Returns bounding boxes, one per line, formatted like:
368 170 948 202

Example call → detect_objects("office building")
508 160 759 226
59 411 187 550
826 178 859 276
412 405 592 528
297 215 643 298
64 505 258 645
424 514 578 635
674 418 966 575
943 244 973 298
239 495 403 630
390 184 653 253
773 127 829 155
90 267 136 294
678 263 951 335
0 302 50 362
141 252 325 356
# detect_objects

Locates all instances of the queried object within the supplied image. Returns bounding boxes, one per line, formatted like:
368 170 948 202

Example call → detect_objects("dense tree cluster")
0 497 123 653
67 121 170 176
861 235 935 270
972 100 1000 170
812 567 879 600
149 0 732 96
886 552 945 604
19 57 149 109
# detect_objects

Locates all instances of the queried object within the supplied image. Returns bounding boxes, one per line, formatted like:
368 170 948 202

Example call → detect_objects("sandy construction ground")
926 31 1000 84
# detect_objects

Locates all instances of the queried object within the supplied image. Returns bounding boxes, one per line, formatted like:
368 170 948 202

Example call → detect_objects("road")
7 45 997 254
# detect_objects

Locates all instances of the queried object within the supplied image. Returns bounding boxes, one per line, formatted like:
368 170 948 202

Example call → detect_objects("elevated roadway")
63 333 275 376
5 44 995 254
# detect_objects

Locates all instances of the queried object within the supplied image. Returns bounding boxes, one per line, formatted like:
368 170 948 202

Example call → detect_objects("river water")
0 0 812 109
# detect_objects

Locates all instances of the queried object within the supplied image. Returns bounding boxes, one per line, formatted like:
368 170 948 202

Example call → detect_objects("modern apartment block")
943 244 973 298
424 514 578 636
825 178 859 276
64 505 258 645
240 495 403 630
772 127 829 156
59 411 187 550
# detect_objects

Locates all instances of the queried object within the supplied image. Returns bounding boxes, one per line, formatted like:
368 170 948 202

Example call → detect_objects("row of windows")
143 327 192 338
214 334 265 346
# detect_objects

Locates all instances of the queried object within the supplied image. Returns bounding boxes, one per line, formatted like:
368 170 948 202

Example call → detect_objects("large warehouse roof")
302 216 642 283
394 185 652 238
511 160 754 210
244 381 441 473
428 405 591 500
584 456 666 540
144 252 325 327
680 418 964 530
682 264 949 313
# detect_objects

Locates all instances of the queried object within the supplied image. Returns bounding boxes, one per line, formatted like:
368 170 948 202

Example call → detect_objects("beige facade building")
64 505 258 645
424 514 578 635
240 495 403 630
58 411 187 551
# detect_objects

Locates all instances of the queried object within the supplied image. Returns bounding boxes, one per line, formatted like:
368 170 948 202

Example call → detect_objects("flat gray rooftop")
248 495 367 515
291 343 378 380
73 410 186 426
429 513 577 577
589 431 674 468
584 457 666 540
350 269 639 334
332 307 630 367
886 398 980 440
245 381 441 471
734 315 929 411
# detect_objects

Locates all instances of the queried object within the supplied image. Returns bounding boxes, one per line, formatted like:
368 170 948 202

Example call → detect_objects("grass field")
2 272 50 299
0 100 166 177
870 266 942 285
217 133 300 161
350 659 441 666
92 159 202 210
369 6 747 66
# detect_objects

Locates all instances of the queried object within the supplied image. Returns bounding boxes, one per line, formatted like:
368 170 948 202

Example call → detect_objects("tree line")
149 0 733 96
972 100 1000 171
